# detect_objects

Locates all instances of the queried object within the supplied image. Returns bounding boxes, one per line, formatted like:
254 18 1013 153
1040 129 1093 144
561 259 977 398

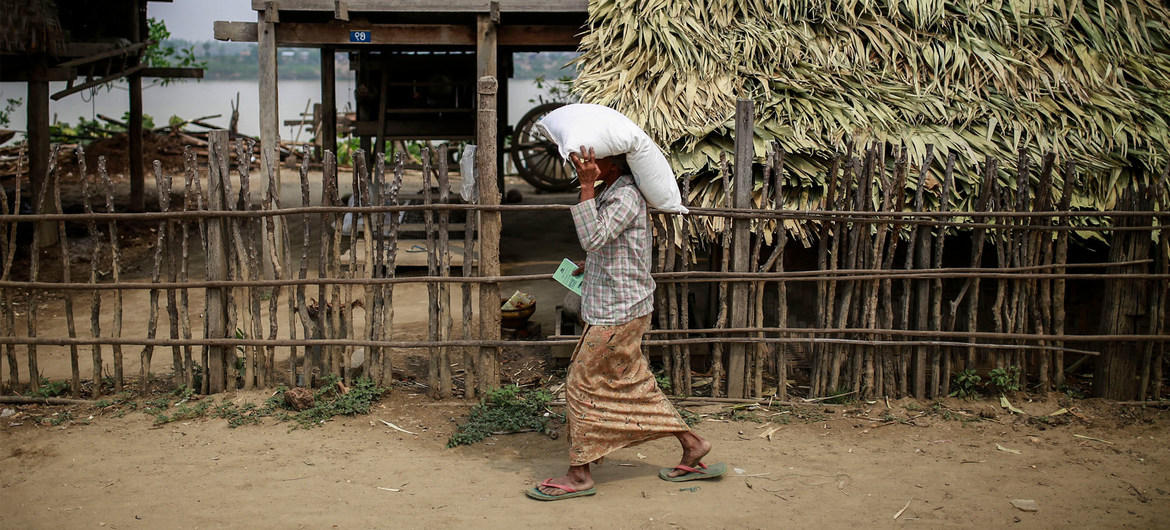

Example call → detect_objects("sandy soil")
1 393 1167 529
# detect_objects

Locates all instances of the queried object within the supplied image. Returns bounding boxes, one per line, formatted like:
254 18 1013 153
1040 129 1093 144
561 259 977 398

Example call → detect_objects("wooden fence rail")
1 104 1168 402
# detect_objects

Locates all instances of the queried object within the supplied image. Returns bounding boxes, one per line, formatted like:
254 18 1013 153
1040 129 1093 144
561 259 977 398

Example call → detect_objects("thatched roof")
571 0 1170 241
0 0 66 55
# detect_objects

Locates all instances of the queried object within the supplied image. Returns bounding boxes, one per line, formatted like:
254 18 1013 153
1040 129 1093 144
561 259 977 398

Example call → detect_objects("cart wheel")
510 102 576 192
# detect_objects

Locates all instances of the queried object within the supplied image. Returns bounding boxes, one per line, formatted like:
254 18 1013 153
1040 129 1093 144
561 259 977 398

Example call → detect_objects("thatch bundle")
572 0 1170 241
0 0 66 55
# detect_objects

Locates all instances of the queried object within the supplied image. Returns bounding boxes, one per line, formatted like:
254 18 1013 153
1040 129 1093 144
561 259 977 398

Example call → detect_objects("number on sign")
349 31 371 43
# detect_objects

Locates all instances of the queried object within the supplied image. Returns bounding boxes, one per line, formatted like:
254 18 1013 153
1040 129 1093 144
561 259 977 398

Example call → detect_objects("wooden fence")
1 98 1167 402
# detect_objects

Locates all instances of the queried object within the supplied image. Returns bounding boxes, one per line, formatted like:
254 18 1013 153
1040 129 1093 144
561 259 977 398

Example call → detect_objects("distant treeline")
168 40 577 81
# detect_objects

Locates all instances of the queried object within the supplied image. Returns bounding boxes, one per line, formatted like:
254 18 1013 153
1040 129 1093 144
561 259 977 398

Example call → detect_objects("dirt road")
2 394 1166 529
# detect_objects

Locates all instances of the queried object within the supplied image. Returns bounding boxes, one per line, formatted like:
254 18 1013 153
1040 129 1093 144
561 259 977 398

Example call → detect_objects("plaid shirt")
569 175 656 326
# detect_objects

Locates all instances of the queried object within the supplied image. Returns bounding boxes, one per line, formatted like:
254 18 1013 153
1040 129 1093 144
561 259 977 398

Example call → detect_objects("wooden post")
727 99 754 398
258 5 280 187
476 76 501 394
27 69 56 247
128 0 145 212
99 158 125 393
52 155 81 396
205 131 232 393
375 67 389 162
258 4 283 280
320 46 338 158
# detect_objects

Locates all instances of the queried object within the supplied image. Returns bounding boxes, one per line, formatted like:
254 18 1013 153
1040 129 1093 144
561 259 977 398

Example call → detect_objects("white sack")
459 144 477 202
535 104 687 214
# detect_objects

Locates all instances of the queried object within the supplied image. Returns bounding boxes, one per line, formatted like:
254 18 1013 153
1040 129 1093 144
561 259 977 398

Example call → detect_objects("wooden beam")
214 20 579 47
215 21 259 42
50 64 147 100
251 0 586 12
140 67 204 78
128 0 146 212
0 67 72 82
27 72 53 247
320 47 337 157
727 99 755 398
476 76 501 395
258 6 283 279
206 131 231 394
55 42 149 69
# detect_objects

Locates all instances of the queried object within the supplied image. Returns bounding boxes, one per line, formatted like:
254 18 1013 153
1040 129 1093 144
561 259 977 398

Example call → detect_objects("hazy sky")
149 0 256 42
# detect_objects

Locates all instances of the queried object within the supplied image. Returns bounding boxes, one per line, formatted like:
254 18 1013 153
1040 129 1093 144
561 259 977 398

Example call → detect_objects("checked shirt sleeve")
569 187 641 252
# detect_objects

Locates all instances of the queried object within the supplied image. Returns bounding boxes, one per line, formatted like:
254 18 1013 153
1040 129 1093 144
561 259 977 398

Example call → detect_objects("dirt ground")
1 392 1168 528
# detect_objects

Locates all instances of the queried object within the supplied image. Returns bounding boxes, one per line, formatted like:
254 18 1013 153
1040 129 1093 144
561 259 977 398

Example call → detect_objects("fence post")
205 131 232 393
727 99 754 398
476 76 501 394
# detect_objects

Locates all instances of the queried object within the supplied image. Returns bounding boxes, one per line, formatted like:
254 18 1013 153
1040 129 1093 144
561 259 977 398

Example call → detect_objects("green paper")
553 258 583 295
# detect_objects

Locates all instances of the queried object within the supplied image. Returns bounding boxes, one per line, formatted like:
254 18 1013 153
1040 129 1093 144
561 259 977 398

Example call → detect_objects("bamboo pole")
678 173 693 396
296 148 315 386
242 140 268 387
437 144 454 397
139 162 166 393
205 131 232 393
7 261 1166 292
327 152 344 380
476 77 501 395
832 155 861 395
179 149 197 389
948 156 996 376
863 147 894 399
906 145 934 398
1150 165 1169 399
769 146 789 400
710 152 732 397
653 215 672 390
193 150 211 394
162 161 183 387
665 215 682 393
1010 149 1031 383
26 146 55 392
75 146 104 396
747 145 771 398
423 147 441 397
370 152 387 384
0 143 19 388
461 148 478 397
1052 162 1075 389
52 147 80 396
358 149 376 381
1033 154 1057 391
812 155 841 397
0 333 1122 353
383 154 404 386
882 148 909 396
317 151 335 378
263 145 285 389
930 152 955 397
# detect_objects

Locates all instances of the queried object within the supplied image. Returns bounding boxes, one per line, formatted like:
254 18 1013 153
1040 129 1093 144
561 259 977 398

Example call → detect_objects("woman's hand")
569 146 600 202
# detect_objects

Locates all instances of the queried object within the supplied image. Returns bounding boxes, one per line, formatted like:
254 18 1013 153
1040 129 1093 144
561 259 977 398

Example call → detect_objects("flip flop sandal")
525 479 597 501
658 462 728 482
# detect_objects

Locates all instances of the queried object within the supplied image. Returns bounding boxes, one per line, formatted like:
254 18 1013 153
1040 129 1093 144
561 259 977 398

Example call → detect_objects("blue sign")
349 31 371 43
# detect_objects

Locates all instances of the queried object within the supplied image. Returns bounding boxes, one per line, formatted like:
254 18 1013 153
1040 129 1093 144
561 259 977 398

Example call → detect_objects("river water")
0 78 555 142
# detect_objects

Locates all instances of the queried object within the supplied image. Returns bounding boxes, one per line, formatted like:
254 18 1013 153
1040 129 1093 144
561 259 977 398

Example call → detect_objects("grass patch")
136 377 386 429
448 385 562 448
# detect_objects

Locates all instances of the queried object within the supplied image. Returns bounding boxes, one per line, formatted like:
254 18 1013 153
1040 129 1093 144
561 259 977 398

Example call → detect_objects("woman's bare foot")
536 464 594 496
667 431 712 478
